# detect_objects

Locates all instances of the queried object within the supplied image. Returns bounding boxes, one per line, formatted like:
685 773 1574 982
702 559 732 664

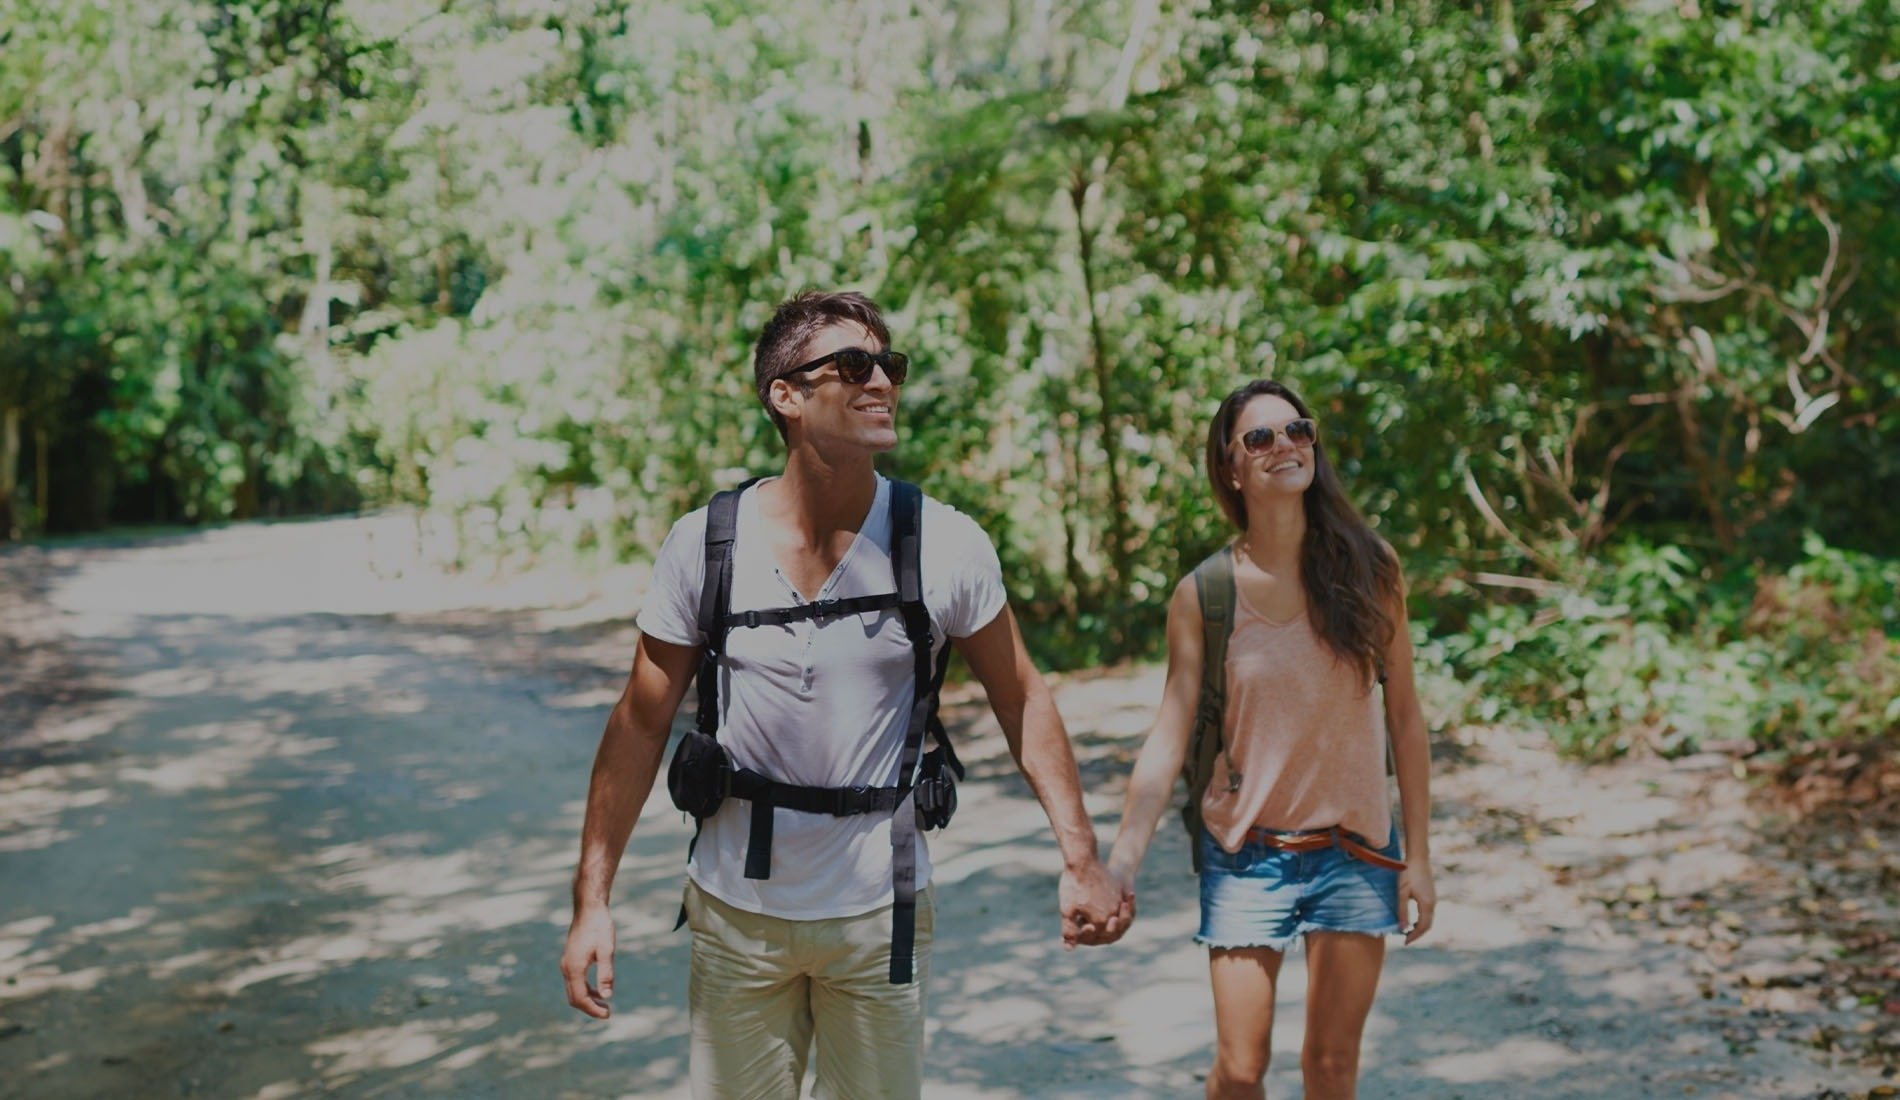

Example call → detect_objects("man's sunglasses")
1236 418 1318 455
785 347 910 386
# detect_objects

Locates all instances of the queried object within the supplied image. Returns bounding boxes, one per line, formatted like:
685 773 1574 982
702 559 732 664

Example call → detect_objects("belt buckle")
834 785 870 814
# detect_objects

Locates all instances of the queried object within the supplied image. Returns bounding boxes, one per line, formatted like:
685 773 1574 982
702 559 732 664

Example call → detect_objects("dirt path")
1 518 1890 1098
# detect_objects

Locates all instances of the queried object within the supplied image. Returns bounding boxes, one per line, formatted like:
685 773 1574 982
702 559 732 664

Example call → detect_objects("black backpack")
665 478 961 983
1178 546 1394 873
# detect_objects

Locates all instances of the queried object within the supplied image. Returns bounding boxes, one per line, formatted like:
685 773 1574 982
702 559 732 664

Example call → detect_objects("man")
560 290 1130 1098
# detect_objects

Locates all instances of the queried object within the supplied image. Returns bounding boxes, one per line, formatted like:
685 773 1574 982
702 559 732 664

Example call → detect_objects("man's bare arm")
561 632 700 1017
954 606 1129 945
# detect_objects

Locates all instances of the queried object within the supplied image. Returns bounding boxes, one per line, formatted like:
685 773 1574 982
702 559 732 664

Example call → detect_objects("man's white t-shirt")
637 475 1007 920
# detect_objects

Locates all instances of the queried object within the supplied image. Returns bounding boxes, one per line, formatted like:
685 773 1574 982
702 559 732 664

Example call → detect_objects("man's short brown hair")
753 291 892 442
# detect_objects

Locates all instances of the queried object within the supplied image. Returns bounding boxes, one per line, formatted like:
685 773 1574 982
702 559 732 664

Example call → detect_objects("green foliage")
1432 534 1900 759
0 0 366 528
5 0 1897 761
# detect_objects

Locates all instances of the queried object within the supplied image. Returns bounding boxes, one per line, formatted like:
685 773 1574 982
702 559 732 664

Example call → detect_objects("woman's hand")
1398 861 1437 945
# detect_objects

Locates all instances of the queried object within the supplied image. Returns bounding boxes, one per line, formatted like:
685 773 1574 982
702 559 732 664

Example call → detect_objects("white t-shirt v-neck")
637 475 1007 920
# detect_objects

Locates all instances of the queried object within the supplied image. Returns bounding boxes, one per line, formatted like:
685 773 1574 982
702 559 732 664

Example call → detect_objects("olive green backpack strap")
1182 546 1237 874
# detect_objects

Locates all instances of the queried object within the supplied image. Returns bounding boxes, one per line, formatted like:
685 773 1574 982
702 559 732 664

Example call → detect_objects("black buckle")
739 609 761 629
811 598 843 622
832 785 872 814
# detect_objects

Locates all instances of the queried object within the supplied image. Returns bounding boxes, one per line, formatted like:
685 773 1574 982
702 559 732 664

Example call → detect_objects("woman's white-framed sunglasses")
1236 418 1317 455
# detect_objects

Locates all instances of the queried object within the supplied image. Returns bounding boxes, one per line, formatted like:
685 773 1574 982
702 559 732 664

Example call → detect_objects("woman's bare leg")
1300 932 1386 1100
1206 946 1285 1099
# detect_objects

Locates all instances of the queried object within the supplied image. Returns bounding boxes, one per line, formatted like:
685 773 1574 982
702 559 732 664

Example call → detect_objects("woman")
1106 379 1436 1100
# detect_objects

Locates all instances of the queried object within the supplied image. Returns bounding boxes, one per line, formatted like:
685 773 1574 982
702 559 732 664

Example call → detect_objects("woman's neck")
1238 498 1305 576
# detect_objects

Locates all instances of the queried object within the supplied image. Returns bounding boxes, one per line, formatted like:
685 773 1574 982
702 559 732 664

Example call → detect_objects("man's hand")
1399 861 1437 945
1059 858 1134 948
560 907 617 1018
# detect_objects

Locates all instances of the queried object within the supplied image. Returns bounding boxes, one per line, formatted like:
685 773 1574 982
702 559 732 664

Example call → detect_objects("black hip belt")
732 769 910 881
729 770 910 816
669 733 959 882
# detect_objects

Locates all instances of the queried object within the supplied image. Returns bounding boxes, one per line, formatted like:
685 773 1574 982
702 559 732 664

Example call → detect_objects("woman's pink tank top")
1199 583 1392 854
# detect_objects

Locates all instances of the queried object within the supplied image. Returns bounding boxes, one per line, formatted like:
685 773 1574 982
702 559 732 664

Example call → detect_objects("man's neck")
762 448 880 546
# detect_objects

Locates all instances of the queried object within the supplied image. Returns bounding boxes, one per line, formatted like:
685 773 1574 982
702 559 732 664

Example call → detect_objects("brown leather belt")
1243 824 1407 872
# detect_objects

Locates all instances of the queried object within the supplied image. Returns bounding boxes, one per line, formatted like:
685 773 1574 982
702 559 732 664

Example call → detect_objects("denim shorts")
1196 827 1404 951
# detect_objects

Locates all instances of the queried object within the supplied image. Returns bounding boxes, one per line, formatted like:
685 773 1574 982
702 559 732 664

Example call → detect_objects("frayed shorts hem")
1195 933 1294 952
1298 922 1400 940
1195 924 1397 953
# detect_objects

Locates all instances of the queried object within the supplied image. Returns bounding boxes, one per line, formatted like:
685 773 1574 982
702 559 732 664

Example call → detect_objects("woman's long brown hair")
1205 379 1401 686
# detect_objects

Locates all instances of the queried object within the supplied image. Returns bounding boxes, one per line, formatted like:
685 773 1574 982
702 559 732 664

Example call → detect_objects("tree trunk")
1673 386 1735 550
234 447 260 520
1105 0 1159 110
0 405 19 539
1069 167 1134 646
435 135 454 314
35 425 48 535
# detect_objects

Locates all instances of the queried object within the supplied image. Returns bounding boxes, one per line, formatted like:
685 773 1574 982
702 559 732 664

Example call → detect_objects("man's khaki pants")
684 879 935 1099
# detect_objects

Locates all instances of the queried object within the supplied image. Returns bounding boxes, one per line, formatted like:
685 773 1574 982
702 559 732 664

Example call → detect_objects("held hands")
560 907 617 1018
1059 858 1137 948
1399 861 1437 945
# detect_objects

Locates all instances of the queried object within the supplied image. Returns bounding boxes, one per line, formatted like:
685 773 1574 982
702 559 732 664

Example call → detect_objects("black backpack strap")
1183 546 1236 875
925 644 960 778
887 479 933 983
673 482 752 930
693 481 757 737
678 479 758 916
